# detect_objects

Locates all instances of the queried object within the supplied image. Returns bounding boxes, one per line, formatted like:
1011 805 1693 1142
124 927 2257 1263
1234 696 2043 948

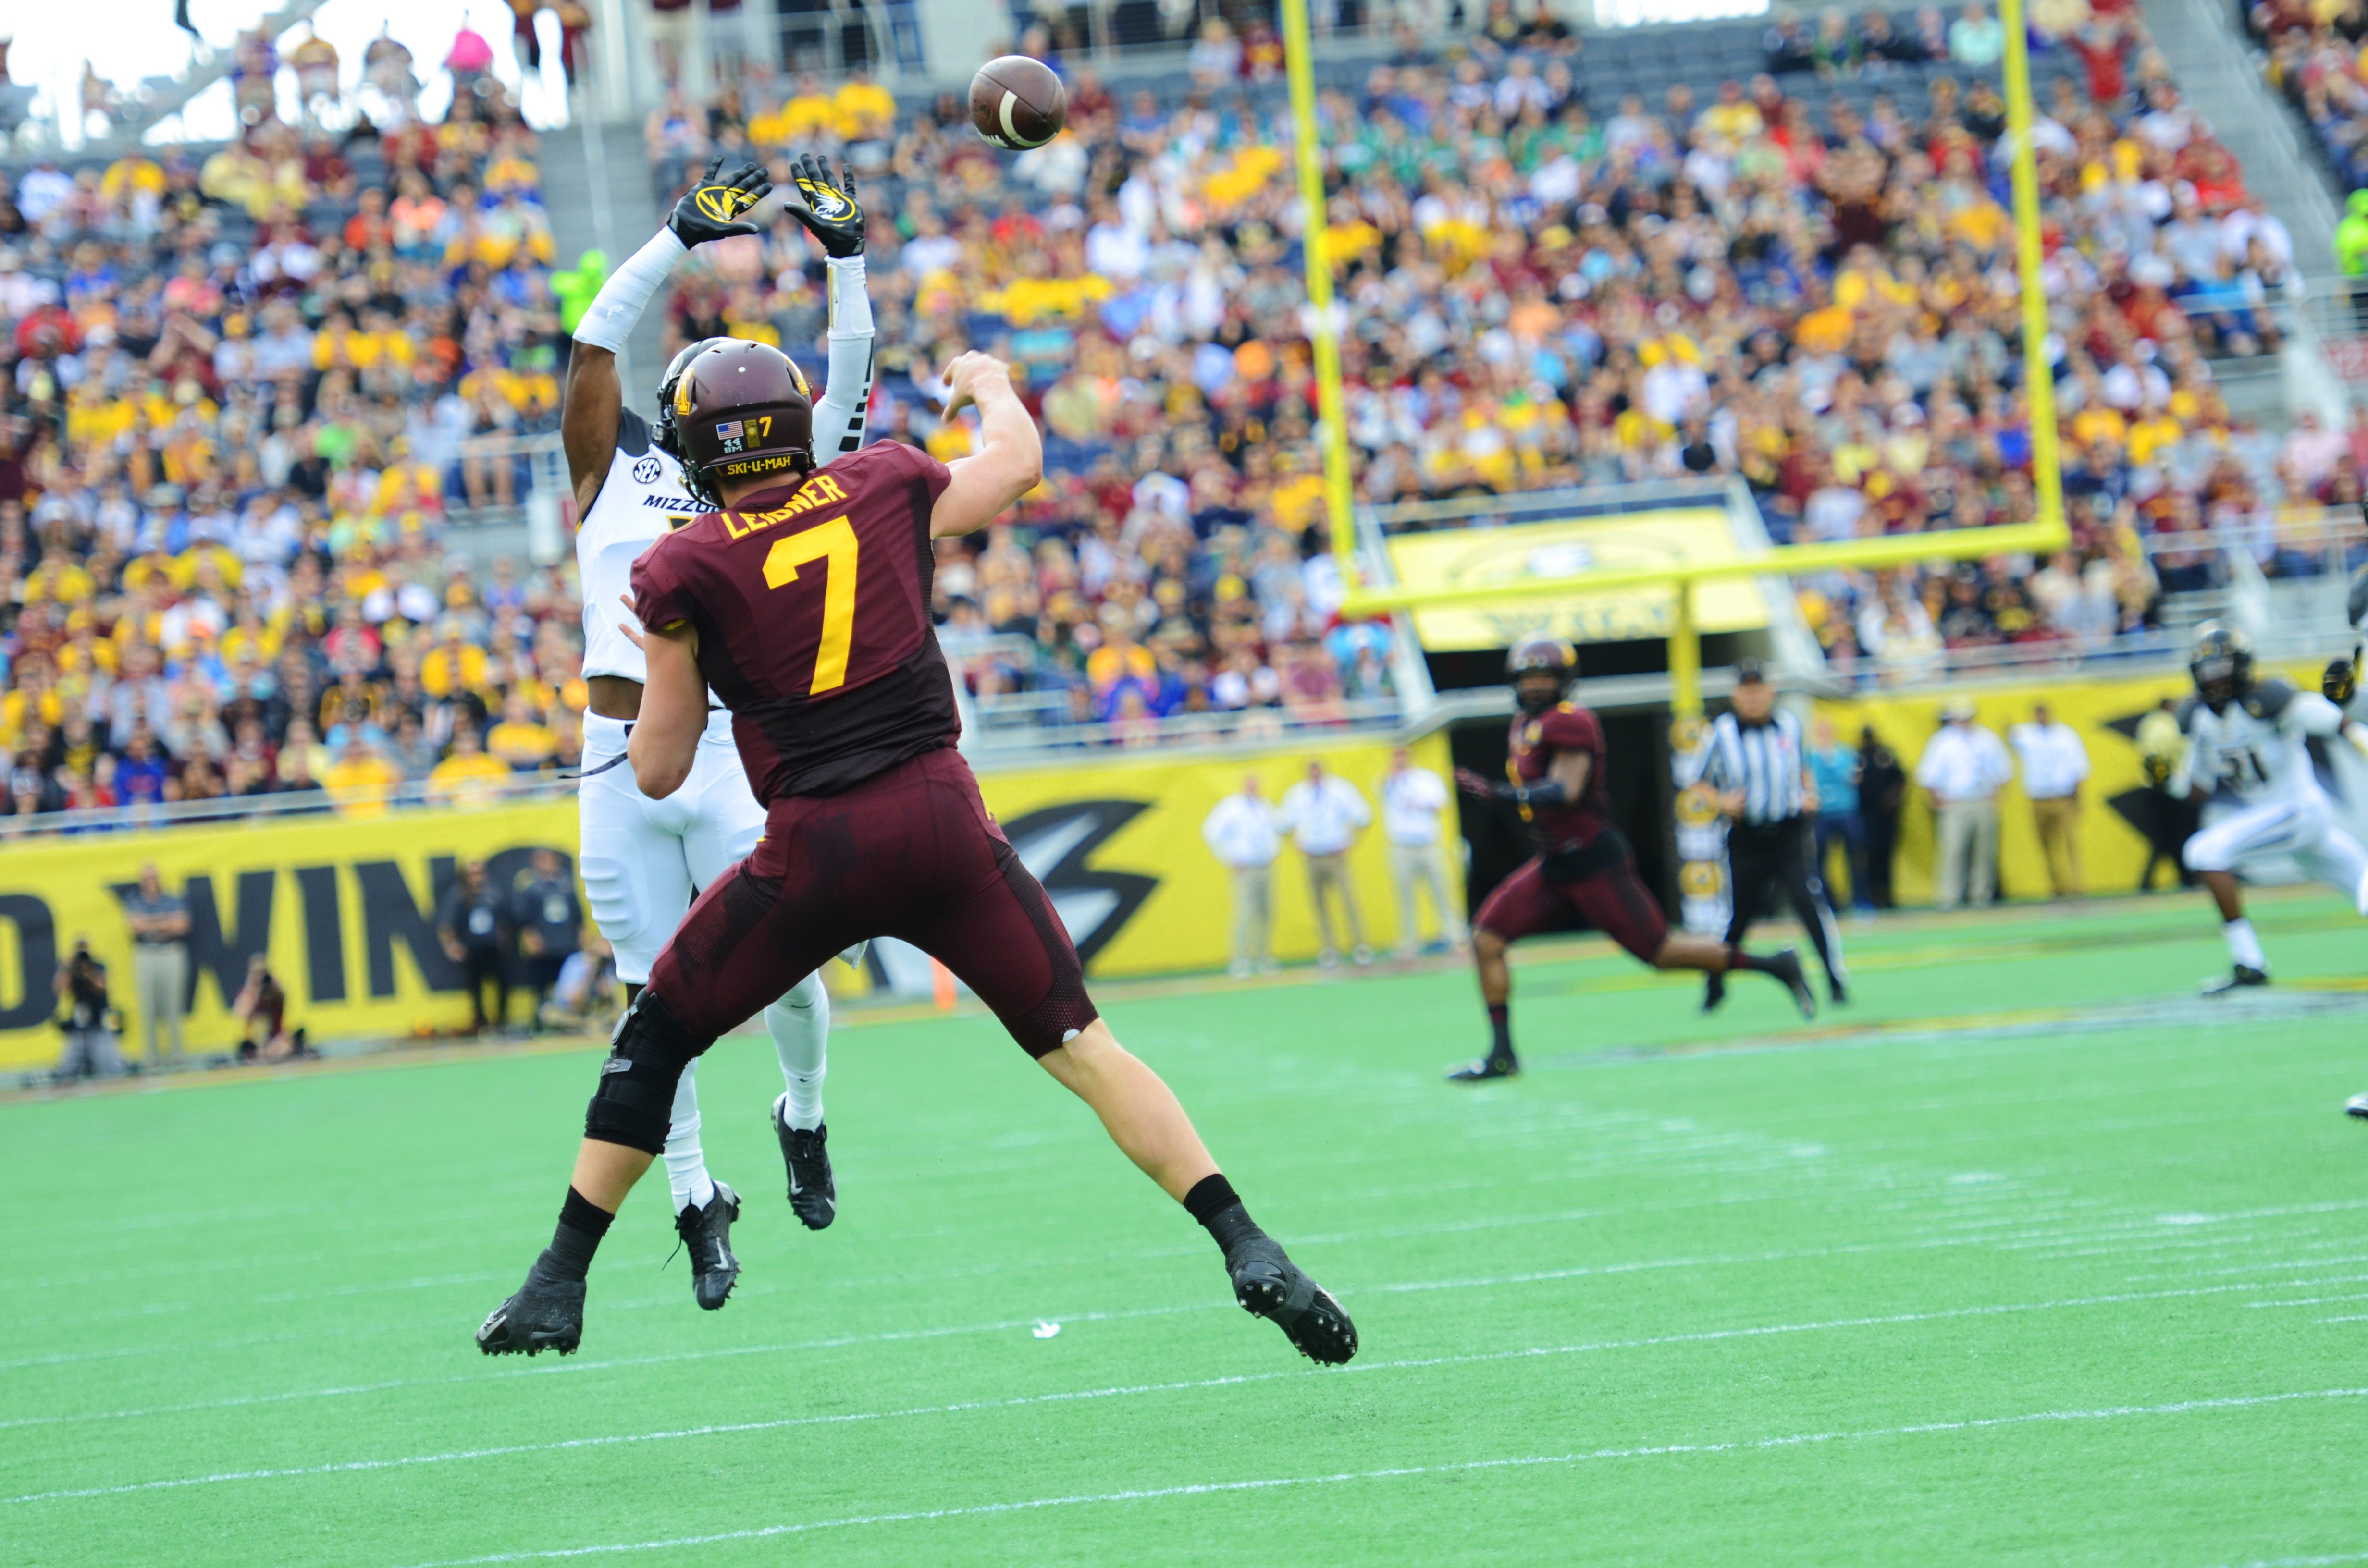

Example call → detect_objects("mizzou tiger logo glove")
786 152 865 259
669 152 772 245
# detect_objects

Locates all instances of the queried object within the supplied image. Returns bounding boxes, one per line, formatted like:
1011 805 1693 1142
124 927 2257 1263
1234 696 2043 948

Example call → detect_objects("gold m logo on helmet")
673 375 695 416
693 184 748 224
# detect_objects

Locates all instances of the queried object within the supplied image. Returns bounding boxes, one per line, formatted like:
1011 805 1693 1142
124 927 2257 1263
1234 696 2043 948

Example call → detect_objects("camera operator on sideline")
55 940 123 1081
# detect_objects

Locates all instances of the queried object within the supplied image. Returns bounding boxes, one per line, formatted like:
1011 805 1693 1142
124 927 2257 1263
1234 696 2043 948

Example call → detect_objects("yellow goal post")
1277 0 2070 717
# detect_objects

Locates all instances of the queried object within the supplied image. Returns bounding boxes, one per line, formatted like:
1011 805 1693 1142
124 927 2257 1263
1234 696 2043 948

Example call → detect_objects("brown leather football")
969 55 1067 150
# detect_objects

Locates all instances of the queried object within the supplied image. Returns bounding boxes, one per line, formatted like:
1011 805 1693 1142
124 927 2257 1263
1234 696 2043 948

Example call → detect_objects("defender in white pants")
2171 622 2368 997
564 152 878 1307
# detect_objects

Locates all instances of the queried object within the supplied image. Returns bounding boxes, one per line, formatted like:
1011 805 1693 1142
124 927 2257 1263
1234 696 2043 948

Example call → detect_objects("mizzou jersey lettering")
1507 701 1613 851
632 440 958 801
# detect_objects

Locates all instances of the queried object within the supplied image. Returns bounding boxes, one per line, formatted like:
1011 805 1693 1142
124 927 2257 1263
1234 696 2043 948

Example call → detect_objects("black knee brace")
584 989 706 1154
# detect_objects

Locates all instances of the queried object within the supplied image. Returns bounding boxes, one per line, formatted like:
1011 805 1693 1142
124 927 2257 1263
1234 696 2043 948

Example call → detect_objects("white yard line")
375 1386 2368 1568
7 1278 2349 1506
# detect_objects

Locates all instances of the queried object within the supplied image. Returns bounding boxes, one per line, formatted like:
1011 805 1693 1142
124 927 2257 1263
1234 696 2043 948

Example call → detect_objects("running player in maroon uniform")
1447 636 1815 1081
476 341 1356 1365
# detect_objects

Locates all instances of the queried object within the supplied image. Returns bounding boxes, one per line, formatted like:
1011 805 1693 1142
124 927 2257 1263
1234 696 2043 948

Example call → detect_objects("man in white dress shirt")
1203 775 1283 979
1279 760 1375 967
1915 698 2015 908
1378 747 1466 958
2010 702 2091 897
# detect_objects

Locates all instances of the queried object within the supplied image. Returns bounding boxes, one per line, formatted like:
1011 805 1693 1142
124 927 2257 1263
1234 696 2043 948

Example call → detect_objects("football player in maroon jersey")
476 341 1356 1366
1448 636 1815 1081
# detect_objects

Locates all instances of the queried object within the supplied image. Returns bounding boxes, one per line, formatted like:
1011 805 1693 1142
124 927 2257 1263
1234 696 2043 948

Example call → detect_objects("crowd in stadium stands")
0 2 2343 832
0 37 589 829
650 3 2331 695
2256 0 2368 197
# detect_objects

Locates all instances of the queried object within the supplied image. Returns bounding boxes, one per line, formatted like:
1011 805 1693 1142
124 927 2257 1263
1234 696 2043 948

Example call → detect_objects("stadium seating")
654 4 2319 709
0 2 2332 834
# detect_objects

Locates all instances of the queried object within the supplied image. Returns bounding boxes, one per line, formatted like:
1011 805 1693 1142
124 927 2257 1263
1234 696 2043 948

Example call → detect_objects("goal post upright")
1332 0 2068 684
1280 0 1362 591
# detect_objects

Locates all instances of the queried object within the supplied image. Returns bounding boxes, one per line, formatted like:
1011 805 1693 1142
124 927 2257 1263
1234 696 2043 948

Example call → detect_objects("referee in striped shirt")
1699 660 1849 1010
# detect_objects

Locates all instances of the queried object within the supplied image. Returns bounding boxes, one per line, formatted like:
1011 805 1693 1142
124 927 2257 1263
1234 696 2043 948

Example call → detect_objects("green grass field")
7 890 2368 1567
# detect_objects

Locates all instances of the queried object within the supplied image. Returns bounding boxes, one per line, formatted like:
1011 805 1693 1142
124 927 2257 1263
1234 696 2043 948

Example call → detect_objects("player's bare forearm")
562 343 622 509
1551 749 1592 799
1036 1020 1220 1200
931 354 1043 538
622 610 704 798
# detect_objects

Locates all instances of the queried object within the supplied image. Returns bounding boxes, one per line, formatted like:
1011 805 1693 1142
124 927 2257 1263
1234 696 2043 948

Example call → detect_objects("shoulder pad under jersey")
616 404 652 456
2246 677 2297 719
2174 695 2200 733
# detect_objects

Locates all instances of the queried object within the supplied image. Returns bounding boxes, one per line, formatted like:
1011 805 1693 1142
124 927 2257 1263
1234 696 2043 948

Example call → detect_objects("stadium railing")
0 772 575 843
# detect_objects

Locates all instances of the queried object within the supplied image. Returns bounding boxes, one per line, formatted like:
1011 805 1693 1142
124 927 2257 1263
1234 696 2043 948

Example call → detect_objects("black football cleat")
672 1182 742 1310
2201 965 2269 996
1226 1237 1357 1365
2347 1093 2368 1119
1760 947 1816 1018
1702 973 1726 1012
772 1103 836 1230
1447 1054 1519 1082
476 1254 585 1356
1828 980 1849 1006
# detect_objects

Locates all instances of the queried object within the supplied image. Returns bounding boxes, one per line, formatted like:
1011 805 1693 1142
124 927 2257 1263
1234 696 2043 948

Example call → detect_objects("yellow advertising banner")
971 733 1459 980
0 801 580 1071
0 735 1460 1070
1384 510 1770 651
1812 667 2330 907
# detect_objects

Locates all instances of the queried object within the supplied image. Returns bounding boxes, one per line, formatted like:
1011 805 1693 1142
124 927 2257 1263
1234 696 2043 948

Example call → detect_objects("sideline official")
1697 661 1849 1009
1203 775 1283 979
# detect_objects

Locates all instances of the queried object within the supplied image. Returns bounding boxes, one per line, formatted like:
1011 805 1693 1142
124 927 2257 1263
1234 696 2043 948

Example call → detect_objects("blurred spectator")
544 932 618 1030
1915 699 2013 908
1808 718 1875 914
511 847 581 1030
1378 746 1466 957
1278 760 1374 968
436 858 512 1034
121 862 189 1068
2011 701 2090 897
1858 726 1907 908
233 954 309 1061
1202 773 1283 978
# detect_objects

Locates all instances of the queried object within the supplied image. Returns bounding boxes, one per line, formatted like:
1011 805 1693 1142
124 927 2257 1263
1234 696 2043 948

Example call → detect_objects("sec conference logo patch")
631 455 664 485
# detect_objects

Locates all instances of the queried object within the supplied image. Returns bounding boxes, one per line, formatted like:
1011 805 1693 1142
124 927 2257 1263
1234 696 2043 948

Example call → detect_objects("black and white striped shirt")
1699 710 1807 824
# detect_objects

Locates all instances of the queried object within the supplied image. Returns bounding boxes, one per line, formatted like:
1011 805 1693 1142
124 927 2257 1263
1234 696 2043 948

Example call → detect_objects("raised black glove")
785 152 864 259
668 152 772 246
2326 654 2359 707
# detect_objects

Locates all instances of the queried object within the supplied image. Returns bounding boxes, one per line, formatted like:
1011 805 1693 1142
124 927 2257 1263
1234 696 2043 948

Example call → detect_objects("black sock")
1725 946 1770 975
1183 1173 1265 1259
1486 1003 1514 1061
543 1186 615 1281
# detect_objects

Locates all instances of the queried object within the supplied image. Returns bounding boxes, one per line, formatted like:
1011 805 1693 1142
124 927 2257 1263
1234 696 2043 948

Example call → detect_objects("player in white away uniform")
2169 622 2368 998
563 153 877 1307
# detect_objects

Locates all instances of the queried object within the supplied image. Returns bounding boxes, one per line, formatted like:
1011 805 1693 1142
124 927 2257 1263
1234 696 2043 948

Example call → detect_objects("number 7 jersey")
630 440 959 802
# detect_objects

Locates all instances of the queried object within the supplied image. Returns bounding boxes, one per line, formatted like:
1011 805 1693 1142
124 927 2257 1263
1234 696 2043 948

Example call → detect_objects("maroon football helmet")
655 338 816 507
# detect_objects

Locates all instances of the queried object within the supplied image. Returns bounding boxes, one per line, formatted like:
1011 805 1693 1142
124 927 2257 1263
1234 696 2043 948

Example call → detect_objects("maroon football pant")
644 747 1098 1056
1473 850 1670 963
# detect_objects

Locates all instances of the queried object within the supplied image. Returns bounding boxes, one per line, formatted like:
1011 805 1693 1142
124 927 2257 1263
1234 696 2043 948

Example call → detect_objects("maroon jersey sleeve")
629 533 697 635
1537 705 1602 754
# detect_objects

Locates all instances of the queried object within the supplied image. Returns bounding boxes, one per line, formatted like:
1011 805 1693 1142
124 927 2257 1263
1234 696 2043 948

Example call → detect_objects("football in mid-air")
969 55 1066 150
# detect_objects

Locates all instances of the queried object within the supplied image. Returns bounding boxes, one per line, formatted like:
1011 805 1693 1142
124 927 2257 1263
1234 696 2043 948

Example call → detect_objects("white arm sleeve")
2291 690 2346 738
811 254 876 463
574 228 687 355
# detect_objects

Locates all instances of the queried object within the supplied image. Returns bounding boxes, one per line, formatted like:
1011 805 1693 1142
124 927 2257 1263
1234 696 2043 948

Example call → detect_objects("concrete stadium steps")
540 119 670 400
